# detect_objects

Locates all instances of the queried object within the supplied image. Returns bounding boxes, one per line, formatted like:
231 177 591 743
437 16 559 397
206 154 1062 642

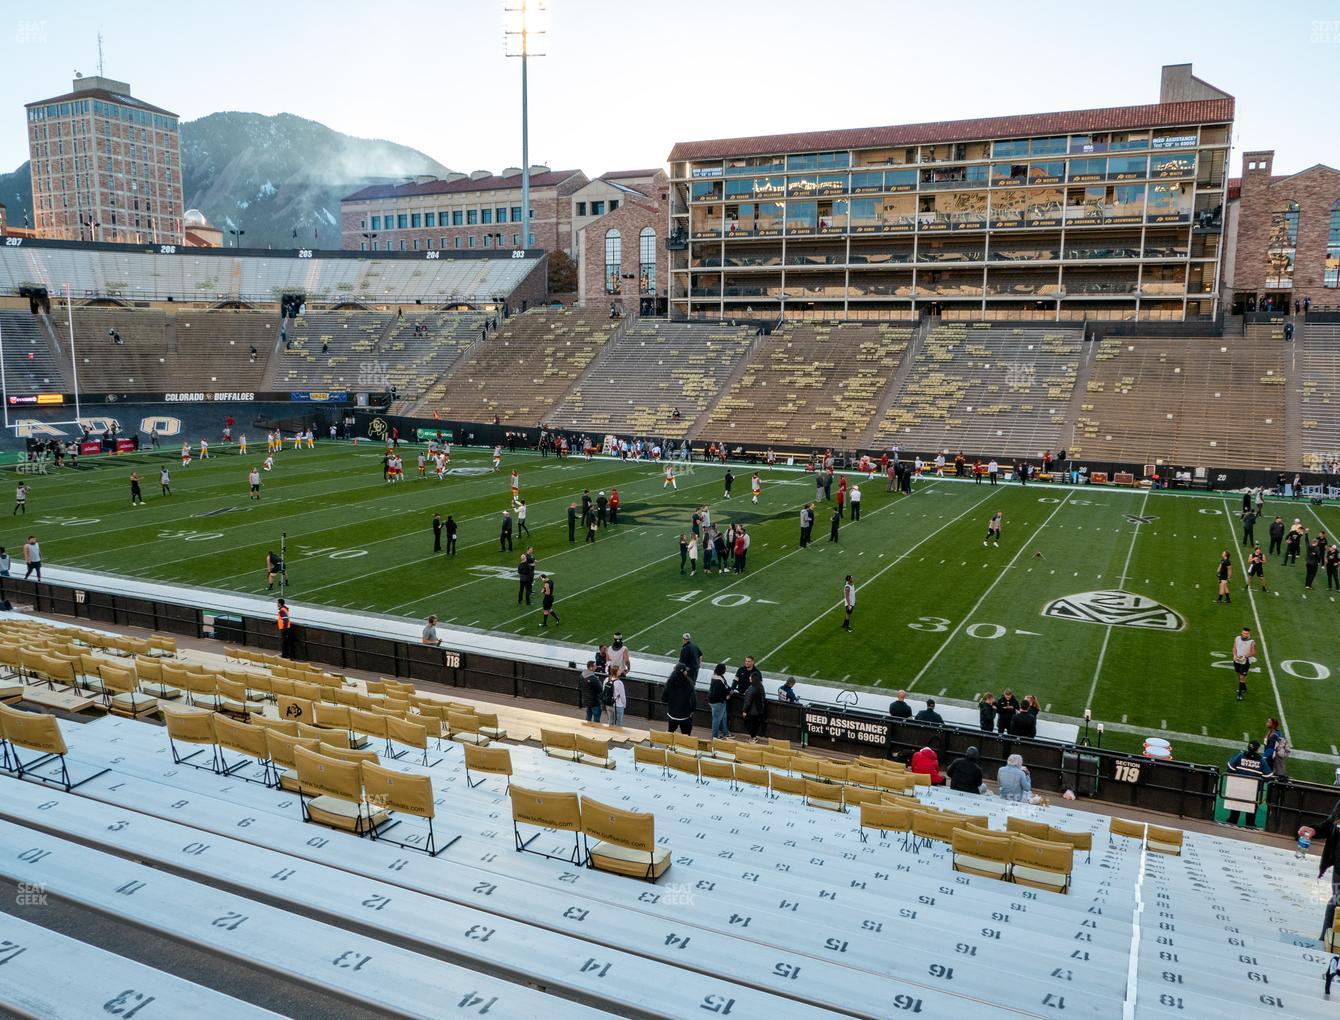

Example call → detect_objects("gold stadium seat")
0 703 107 791
97 663 155 718
387 716 439 767
292 745 390 837
1046 826 1094 863
581 796 671 882
632 745 667 775
733 763 770 792
1006 817 1050 840
212 712 273 785
858 800 912 844
510 784 584 865
842 785 882 808
362 760 457 856
463 742 512 790
473 710 507 741
1146 824 1184 856
697 757 735 788
447 711 490 746
667 750 700 779
952 828 1012 880
575 734 614 770
1009 834 1073 893
541 728 580 762
266 730 321 792
164 707 221 772
732 745 764 767
647 730 674 750
804 778 845 812
1109 817 1147 843
769 772 805 799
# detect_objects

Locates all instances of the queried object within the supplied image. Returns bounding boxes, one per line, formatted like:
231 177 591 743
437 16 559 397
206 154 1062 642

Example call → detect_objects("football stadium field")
19 442 1340 780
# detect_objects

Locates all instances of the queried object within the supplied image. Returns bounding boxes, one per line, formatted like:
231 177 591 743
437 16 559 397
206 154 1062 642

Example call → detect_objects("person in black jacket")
978 692 996 732
662 664 697 734
995 689 1020 735
1298 799 1340 939
432 512 443 553
579 661 603 724
708 663 731 738
678 632 702 677
567 502 578 543
914 698 943 725
743 672 768 741
888 690 912 719
732 656 761 729
1008 706 1037 738
445 515 458 555
946 746 984 794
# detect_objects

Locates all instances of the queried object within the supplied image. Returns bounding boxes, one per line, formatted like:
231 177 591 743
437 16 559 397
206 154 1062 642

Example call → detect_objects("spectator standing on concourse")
1296 799 1340 940
915 698 943 725
580 661 604 724
995 688 1020 734
978 693 997 732
742 670 768 742
662 663 697 735
708 663 731 738
888 690 912 719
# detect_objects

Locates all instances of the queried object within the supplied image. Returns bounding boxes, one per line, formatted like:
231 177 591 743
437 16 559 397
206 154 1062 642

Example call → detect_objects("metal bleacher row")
1300 321 1340 470
703 322 913 447
550 320 758 438
1072 332 1287 468
0 614 1335 1018
874 322 1082 458
0 244 542 306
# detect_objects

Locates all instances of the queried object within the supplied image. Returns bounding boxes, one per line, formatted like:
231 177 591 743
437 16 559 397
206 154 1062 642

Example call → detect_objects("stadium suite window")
424 212 436 227
467 209 478 225
411 213 421 228
453 211 463 226
482 208 493 224
397 214 407 229
496 207 507 222
511 206 522 222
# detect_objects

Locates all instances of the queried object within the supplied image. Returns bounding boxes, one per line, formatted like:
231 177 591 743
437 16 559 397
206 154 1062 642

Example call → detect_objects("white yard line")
1084 489 1149 711
910 491 1074 687
754 484 995 665
1220 497 1290 742
629 485 954 643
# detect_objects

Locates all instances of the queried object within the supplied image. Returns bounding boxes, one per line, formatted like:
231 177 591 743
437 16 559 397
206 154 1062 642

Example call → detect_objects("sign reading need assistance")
805 709 890 747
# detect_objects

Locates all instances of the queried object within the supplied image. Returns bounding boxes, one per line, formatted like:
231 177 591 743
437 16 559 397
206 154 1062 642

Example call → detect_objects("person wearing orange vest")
276 598 294 658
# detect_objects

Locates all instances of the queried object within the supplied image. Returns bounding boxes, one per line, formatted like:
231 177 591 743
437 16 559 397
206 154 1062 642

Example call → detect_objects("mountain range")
0 111 451 249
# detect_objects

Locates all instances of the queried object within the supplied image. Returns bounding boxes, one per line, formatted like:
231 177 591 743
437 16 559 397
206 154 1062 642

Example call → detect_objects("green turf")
16 443 1340 776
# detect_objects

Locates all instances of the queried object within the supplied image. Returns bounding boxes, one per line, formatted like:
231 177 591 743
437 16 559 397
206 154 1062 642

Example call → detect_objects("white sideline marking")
754 485 995 665
911 492 1075 687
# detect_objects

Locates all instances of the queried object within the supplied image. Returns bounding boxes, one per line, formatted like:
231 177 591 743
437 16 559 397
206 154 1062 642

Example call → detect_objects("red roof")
25 88 177 117
667 98 1234 162
343 170 583 203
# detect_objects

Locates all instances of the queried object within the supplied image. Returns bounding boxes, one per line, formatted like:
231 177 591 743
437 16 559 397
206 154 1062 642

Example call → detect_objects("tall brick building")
340 168 586 254
577 171 668 316
667 64 1232 323
26 75 183 244
1223 151 1340 313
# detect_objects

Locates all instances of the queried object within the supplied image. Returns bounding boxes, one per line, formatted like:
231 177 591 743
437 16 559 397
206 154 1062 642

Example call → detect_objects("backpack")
1273 733 1290 760
601 680 615 707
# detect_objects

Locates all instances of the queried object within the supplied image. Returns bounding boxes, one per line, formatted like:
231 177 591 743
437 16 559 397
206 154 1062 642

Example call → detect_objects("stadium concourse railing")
354 410 1313 492
2 571 1304 827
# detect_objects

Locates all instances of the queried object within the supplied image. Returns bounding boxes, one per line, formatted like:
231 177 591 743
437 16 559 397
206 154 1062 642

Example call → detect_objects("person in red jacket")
910 746 944 785
608 487 620 526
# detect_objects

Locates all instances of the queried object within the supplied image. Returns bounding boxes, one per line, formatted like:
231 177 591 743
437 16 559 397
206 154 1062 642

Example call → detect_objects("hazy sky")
5 1 1338 177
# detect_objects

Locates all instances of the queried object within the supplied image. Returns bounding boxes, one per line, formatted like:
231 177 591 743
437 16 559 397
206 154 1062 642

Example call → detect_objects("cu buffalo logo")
367 417 388 440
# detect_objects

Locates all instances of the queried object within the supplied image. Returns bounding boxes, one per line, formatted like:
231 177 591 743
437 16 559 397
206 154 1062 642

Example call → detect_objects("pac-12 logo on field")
446 467 492 476
1043 590 1184 631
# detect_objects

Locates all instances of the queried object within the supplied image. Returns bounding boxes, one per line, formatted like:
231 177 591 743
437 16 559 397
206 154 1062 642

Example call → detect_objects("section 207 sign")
805 709 891 747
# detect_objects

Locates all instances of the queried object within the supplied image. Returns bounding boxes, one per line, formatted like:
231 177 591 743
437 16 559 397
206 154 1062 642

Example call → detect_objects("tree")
548 250 578 294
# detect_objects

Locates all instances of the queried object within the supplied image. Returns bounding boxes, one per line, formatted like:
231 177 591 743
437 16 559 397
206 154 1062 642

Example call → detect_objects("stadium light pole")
504 0 547 251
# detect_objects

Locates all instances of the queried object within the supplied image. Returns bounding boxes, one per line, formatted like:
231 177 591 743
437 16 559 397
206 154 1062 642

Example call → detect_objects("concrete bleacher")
549 321 758 438
1072 336 1287 469
0 610 1334 1017
701 322 912 448
4 706 1333 1018
1300 322 1340 471
0 310 70 392
422 307 616 426
264 310 390 391
873 322 1082 458
0 242 542 305
382 311 488 413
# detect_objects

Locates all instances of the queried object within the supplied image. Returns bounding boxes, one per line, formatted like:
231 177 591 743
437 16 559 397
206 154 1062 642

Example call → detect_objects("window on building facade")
482 209 493 224
639 226 656 294
591 201 605 215
424 212 436 227
1266 200 1299 290
513 233 521 246
610 199 619 211
411 213 421 228
468 236 476 247
605 228 622 294
576 201 587 216
483 234 490 247
496 207 507 222
511 206 522 222
412 238 419 250
527 232 535 246
467 209 478 225
453 211 463 226
1326 200 1340 288
454 236 462 249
